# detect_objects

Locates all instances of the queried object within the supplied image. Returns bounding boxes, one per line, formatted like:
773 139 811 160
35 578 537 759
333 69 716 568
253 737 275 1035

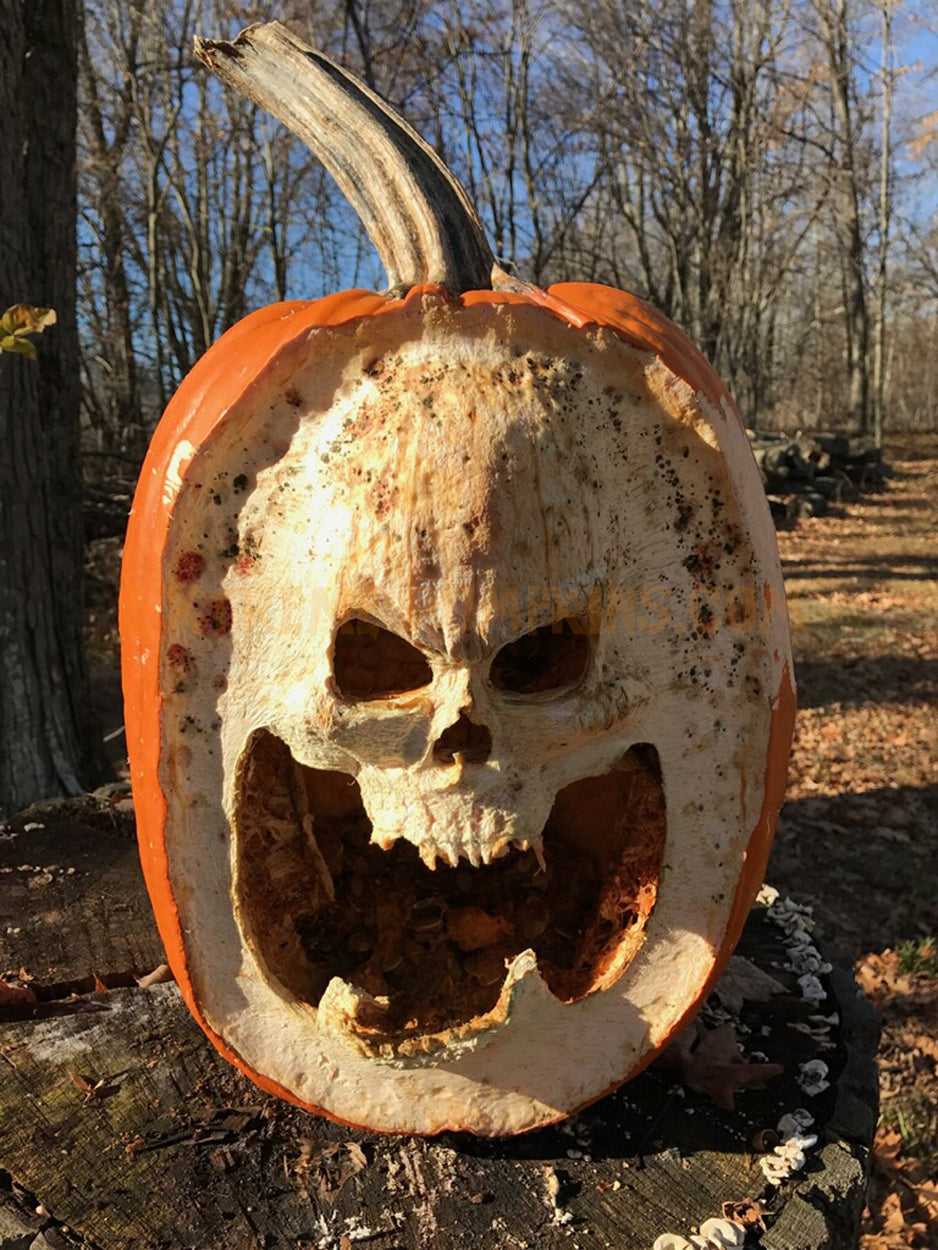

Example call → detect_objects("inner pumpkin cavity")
235 731 666 1045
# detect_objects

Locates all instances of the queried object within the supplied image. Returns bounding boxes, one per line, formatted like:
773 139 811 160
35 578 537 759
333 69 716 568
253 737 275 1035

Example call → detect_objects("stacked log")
747 429 891 526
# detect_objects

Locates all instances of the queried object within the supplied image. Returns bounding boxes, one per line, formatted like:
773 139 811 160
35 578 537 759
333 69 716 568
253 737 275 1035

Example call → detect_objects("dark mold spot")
198 597 233 636
167 643 194 674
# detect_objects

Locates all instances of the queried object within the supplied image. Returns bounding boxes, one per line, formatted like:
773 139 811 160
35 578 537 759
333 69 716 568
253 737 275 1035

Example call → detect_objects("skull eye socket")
490 617 590 695
333 618 432 700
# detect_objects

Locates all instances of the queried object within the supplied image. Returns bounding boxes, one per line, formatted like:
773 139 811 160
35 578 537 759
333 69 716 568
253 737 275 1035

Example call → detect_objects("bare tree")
812 0 872 434
73 0 938 440
872 0 895 447
0 1 95 814
78 0 145 452
557 0 819 422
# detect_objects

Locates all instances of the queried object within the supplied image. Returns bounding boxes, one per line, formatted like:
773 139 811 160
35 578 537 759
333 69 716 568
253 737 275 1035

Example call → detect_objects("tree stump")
0 798 878 1249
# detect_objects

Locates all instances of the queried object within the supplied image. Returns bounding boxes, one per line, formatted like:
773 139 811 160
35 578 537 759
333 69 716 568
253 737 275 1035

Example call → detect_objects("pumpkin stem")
194 22 496 296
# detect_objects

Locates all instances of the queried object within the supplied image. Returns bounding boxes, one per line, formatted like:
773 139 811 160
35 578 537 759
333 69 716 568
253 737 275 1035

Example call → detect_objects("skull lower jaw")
234 730 666 1057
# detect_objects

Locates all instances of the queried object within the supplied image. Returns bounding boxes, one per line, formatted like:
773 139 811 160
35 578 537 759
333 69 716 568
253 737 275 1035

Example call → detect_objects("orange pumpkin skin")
120 280 795 1134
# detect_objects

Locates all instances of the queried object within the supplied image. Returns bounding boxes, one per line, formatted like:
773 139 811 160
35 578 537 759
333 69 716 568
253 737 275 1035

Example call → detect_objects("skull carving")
120 27 795 1136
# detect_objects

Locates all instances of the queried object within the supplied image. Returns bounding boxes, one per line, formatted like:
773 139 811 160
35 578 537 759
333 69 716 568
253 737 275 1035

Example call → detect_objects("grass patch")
882 1098 938 1168
896 937 938 978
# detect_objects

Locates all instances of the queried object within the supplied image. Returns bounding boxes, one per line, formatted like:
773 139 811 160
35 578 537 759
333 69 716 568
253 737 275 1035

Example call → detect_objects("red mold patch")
175 551 205 583
198 598 233 636
167 643 194 674
236 553 258 575
371 480 396 521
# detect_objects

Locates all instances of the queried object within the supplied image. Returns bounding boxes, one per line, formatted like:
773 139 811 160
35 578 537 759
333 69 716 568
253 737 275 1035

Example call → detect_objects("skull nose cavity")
432 712 492 766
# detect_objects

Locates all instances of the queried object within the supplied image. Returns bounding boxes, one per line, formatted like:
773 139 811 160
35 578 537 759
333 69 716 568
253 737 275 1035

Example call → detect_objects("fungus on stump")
119 22 796 1137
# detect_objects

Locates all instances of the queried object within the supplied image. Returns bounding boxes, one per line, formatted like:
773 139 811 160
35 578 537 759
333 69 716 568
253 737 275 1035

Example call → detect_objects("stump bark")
0 796 878 1250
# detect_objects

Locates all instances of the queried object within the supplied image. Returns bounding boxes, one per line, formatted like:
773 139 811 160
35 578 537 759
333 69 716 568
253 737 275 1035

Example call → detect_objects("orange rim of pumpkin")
120 280 796 1132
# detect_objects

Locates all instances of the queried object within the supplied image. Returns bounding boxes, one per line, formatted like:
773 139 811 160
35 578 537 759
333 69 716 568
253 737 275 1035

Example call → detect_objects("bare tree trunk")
873 0 893 448
77 2 143 454
0 1 94 816
820 0 871 434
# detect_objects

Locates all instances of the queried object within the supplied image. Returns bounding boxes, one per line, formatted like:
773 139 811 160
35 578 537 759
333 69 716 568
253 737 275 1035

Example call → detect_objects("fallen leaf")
882 1192 912 1235
713 956 786 1014
721 1199 766 1230
69 1069 121 1101
855 951 913 1005
0 981 36 1006
658 1023 784 1110
863 1125 938 1248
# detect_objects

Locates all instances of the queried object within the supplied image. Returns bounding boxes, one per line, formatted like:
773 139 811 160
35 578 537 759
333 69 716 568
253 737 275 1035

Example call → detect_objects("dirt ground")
77 434 938 1244
769 436 938 1248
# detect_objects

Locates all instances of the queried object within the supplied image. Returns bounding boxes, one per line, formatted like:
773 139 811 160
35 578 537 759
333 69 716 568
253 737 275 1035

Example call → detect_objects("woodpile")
747 429 892 526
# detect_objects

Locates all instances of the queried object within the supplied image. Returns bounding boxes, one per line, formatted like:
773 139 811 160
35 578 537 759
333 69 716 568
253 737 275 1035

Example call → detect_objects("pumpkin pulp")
235 731 666 1051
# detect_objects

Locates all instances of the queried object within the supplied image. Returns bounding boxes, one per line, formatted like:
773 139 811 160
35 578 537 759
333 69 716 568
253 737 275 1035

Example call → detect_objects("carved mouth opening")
235 731 666 1046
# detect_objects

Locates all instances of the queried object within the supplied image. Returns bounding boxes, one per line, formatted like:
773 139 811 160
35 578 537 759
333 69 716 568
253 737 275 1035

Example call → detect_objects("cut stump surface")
0 797 878 1250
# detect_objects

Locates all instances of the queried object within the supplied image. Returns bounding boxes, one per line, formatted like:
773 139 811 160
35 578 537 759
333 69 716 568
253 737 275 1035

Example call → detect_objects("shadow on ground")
792 656 938 708
770 783 938 955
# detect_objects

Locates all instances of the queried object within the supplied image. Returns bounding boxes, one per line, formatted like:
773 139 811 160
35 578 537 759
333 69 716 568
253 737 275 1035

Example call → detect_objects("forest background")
2 3 938 1242
77 0 938 468
12 0 935 862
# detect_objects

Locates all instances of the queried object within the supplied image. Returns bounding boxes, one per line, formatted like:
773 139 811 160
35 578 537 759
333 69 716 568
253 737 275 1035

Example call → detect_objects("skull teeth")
372 833 545 870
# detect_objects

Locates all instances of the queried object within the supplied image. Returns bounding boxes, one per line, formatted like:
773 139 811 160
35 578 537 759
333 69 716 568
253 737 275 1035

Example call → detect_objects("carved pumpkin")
119 23 795 1136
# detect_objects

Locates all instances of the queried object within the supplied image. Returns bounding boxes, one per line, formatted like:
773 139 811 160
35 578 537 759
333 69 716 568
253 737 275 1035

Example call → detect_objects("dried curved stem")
194 21 496 295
